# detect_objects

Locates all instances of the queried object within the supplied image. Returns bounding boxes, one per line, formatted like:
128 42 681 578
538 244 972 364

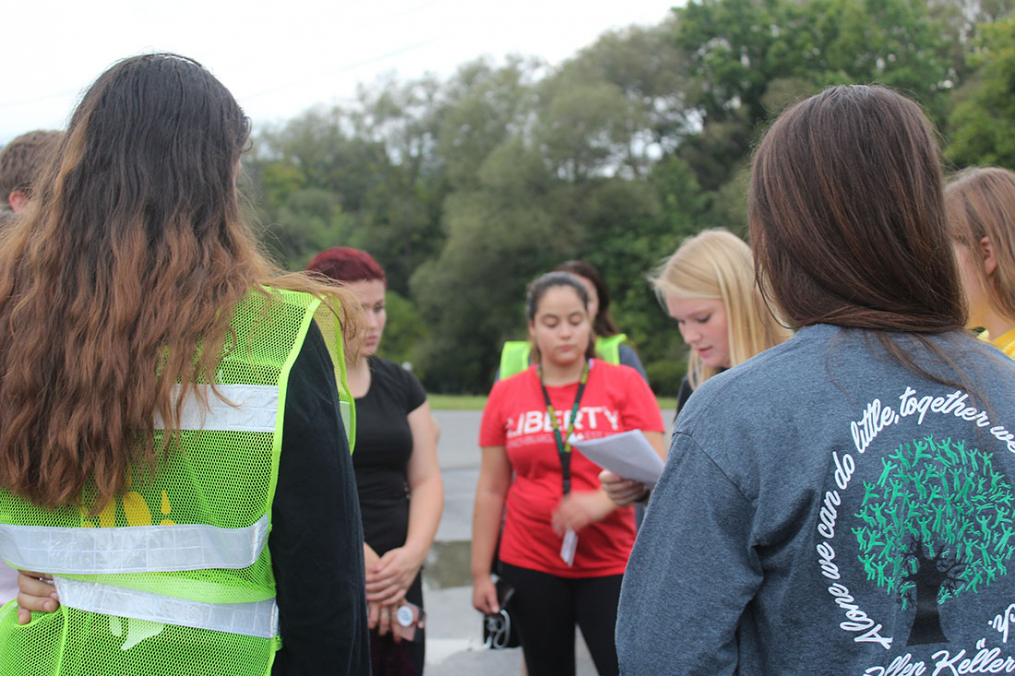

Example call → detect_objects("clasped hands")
365 545 424 643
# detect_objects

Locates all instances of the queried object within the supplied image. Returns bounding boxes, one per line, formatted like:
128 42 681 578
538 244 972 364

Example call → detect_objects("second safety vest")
498 333 628 381
0 287 354 676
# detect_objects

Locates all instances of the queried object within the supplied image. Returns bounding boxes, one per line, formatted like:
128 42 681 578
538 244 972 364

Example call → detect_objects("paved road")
421 409 674 675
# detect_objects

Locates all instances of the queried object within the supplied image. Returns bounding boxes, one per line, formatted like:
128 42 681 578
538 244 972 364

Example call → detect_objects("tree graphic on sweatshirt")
852 436 1015 645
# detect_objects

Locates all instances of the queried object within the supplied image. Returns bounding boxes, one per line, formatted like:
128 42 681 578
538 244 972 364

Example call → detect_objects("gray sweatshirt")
618 324 1015 675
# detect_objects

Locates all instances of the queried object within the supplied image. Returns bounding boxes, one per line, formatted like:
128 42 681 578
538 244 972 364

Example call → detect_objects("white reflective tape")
154 384 279 433
340 400 352 437
54 576 279 639
0 515 269 574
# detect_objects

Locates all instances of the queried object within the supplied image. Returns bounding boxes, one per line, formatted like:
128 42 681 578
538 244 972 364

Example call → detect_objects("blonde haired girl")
602 229 791 507
946 167 1015 356
653 228 791 399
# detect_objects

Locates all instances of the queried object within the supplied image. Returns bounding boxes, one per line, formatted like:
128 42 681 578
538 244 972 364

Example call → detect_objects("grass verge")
428 394 489 410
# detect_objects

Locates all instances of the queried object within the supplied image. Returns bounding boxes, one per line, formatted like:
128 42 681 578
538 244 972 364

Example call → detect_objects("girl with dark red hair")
308 247 443 676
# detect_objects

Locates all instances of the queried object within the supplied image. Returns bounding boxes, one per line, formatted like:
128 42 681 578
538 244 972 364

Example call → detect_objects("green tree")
675 0 956 126
237 0 1008 392
242 107 393 269
343 75 451 292
377 290 429 373
853 436 1015 645
946 17 1015 168
411 138 580 392
242 73 455 290
670 0 960 208
437 56 542 191
536 80 642 181
553 20 692 169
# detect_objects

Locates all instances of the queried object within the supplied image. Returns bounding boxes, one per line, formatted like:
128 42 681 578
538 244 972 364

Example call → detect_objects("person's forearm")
593 487 619 517
470 489 506 579
403 477 444 561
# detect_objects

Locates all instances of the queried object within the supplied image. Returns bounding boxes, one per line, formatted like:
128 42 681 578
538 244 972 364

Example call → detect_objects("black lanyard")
538 361 590 495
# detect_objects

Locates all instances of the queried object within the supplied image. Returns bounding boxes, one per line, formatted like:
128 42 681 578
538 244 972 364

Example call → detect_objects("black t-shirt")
675 375 694 421
270 321 370 676
352 356 427 556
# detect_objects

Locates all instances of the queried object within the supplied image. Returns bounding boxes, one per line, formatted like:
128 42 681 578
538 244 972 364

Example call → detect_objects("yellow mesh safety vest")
497 334 628 380
0 288 355 676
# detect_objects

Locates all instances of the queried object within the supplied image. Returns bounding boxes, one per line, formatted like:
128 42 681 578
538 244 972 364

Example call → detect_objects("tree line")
240 0 1015 394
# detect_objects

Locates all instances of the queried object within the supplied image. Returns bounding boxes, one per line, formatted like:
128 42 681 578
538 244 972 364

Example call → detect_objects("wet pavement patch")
426 540 473 589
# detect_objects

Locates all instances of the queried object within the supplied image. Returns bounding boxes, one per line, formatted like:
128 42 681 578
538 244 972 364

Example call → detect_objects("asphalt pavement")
421 409 674 675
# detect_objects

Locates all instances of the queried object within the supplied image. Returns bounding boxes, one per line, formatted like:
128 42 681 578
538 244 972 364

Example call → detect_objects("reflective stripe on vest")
0 514 268 574
150 383 356 450
310 309 356 452
339 400 353 447
154 384 277 433
53 576 279 639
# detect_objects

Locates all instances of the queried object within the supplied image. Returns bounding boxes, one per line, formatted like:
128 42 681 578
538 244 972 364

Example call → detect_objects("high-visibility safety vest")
498 334 628 380
0 288 355 676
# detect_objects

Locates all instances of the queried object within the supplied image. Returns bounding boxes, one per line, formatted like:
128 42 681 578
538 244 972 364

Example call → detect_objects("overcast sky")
0 0 678 143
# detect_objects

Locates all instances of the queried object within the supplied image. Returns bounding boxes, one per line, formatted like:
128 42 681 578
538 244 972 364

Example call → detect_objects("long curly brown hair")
0 54 359 509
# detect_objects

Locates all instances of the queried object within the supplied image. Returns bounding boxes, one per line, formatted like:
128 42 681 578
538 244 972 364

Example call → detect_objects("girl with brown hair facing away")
308 246 443 676
947 167 1015 356
617 85 1015 673
4 54 369 675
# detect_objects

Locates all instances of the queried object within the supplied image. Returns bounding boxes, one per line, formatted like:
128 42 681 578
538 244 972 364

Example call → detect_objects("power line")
238 37 443 103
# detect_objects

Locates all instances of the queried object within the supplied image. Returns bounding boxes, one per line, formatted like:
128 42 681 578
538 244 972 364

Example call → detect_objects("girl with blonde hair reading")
602 229 790 507
653 228 791 401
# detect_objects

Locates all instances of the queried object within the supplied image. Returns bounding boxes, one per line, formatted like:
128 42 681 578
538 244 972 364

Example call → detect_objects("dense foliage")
241 0 1015 394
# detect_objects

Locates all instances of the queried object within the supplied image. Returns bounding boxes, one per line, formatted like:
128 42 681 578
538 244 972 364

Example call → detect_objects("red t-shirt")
479 360 665 577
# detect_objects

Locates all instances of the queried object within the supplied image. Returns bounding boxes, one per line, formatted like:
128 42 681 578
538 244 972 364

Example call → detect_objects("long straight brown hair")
0 54 359 509
750 86 965 354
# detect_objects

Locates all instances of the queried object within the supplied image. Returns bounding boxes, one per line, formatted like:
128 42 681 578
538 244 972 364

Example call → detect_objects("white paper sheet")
560 528 577 567
568 430 664 489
